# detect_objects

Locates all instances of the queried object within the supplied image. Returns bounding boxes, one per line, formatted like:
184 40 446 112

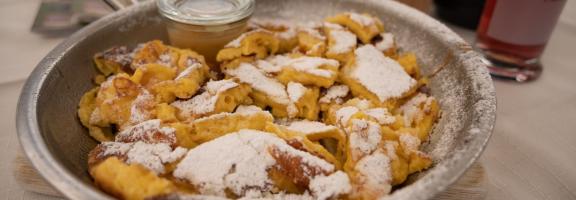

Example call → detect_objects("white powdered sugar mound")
348 119 382 159
251 18 299 40
397 93 434 127
171 92 215 116
205 79 239 94
287 82 306 102
100 141 132 155
399 133 421 152
173 130 335 197
101 141 187 174
309 171 352 200
286 120 337 135
323 22 344 30
375 33 395 52
276 27 298 40
281 56 339 78
174 130 276 196
354 99 372 110
171 79 239 116
383 141 398 160
298 25 326 40
226 63 290 105
363 108 396 125
352 45 416 102
335 106 359 126
115 119 176 144
157 52 173 67
255 55 292 74
129 89 155 124
354 151 392 194
319 85 349 104
235 105 266 115
175 63 202 80
255 60 281 74
193 105 273 124
327 29 357 54
125 142 187 174
89 107 103 125
348 12 376 27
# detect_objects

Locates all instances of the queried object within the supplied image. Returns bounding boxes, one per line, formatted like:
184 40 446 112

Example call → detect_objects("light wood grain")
14 154 62 197
14 153 487 199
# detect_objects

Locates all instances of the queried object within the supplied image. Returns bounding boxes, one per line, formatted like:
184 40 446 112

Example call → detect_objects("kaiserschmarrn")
79 12 440 200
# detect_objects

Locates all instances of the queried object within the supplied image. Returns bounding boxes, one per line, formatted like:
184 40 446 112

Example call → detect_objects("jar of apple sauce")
157 0 255 65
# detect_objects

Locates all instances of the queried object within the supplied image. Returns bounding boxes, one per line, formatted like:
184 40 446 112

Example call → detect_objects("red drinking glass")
475 0 566 82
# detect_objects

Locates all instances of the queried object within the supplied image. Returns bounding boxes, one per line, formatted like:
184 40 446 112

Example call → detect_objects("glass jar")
157 0 255 65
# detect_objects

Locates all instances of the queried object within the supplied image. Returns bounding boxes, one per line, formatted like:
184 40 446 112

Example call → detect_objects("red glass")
475 0 566 82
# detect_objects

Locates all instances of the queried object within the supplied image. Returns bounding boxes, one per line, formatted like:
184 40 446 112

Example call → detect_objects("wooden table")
1 0 575 199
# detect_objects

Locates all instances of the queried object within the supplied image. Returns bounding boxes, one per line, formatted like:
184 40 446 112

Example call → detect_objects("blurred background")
0 0 575 199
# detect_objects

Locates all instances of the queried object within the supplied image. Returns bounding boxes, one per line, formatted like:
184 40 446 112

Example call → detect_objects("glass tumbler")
475 0 566 82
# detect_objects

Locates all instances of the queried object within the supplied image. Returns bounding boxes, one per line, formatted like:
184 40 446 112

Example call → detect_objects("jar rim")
157 0 255 26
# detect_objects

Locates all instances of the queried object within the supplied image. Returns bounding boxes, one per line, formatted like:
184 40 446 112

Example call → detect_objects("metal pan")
16 0 496 199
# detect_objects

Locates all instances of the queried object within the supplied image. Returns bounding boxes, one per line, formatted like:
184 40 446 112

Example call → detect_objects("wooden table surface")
1 0 575 199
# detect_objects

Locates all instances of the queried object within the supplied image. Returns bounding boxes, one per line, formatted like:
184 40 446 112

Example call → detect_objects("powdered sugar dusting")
398 93 432 126
287 82 306 102
173 130 336 197
100 141 131 156
235 105 266 115
347 119 382 160
226 63 290 105
125 142 187 174
399 133 421 151
335 106 359 126
319 85 349 104
282 56 339 78
129 89 155 124
171 79 239 117
175 63 202 80
354 151 392 194
157 53 173 66
327 29 357 54
251 19 298 40
255 60 281 74
205 79 239 94
323 22 344 30
383 141 398 160
352 45 416 102
299 26 326 41
286 120 337 135
286 103 299 118
363 108 396 125
375 33 395 51
255 55 292 74
100 141 186 174
348 12 376 27
309 171 352 200
116 119 177 145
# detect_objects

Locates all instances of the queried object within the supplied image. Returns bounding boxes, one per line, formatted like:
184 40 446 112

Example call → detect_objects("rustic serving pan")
16 0 496 199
